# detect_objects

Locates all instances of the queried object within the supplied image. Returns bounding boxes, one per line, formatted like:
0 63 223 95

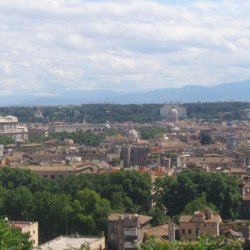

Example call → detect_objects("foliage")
141 127 166 140
0 104 162 123
0 219 32 250
48 131 103 146
0 168 151 243
0 135 15 145
199 133 214 145
147 207 171 226
138 235 242 250
72 189 111 235
182 193 217 215
0 102 249 124
154 170 241 219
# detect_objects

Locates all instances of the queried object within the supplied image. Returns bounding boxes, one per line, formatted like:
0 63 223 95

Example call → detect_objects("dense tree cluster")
154 170 241 219
48 131 103 146
138 235 242 250
141 127 166 140
0 168 151 243
0 167 242 245
199 132 214 145
0 102 249 123
0 136 15 145
0 104 162 123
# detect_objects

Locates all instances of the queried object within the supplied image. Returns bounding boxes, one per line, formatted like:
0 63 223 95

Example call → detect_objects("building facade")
10 221 39 247
108 213 152 250
160 104 187 121
121 146 150 168
0 116 28 141
179 209 221 240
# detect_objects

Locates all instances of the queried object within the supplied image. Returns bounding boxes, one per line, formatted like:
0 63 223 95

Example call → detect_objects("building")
144 223 177 241
0 116 28 141
160 104 187 121
0 117 28 141
48 121 106 133
180 155 233 172
241 109 250 120
108 213 152 250
38 235 105 250
0 144 3 157
9 221 39 247
28 127 48 140
179 208 221 240
121 146 150 168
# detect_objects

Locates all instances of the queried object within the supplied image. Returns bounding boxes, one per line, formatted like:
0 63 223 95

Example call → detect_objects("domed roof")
170 108 178 116
128 129 139 139
162 134 169 142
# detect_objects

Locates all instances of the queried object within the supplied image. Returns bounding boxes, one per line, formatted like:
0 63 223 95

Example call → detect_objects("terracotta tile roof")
145 224 171 238
180 211 221 223
108 213 152 225
179 215 193 223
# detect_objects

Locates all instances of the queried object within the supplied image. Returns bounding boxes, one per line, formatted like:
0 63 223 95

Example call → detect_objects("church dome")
128 129 139 139
170 109 178 117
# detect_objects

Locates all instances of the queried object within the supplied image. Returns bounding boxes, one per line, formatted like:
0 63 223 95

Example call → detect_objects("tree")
183 193 217 215
0 136 15 145
154 170 241 219
199 133 214 145
33 191 72 242
138 235 242 250
0 219 32 250
72 189 111 235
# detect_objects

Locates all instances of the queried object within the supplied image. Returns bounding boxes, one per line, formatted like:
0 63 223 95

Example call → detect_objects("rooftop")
109 213 152 225
38 235 104 250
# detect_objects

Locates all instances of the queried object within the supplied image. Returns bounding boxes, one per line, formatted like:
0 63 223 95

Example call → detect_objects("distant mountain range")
0 80 250 106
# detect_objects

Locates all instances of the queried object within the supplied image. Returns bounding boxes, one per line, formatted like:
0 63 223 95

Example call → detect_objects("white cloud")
0 0 249 95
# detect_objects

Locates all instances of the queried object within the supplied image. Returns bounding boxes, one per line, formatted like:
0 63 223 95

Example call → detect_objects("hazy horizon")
0 0 250 97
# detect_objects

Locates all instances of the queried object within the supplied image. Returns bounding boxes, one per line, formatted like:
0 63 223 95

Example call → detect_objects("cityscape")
0 103 250 249
1 0 250 249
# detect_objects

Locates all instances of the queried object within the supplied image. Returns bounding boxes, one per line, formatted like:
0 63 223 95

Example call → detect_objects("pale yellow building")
179 209 221 240
10 221 39 247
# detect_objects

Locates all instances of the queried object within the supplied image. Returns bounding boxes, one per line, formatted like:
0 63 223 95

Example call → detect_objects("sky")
0 0 250 96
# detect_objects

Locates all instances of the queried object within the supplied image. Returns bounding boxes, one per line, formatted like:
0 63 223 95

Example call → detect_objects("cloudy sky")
0 0 249 96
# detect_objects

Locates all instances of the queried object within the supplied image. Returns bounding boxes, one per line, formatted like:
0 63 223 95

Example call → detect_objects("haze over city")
0 0 250 98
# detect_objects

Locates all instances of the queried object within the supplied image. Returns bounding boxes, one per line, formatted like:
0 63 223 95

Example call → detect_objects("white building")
38 235 105 250
0 144 3 157
160 104 187 121
0 116 28 141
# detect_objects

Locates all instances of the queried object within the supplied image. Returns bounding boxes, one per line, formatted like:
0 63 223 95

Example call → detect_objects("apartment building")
108 213 152 250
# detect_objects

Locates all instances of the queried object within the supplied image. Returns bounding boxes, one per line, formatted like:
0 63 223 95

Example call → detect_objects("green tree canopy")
138 235 242 250
154 170 241 219
0 219 32 250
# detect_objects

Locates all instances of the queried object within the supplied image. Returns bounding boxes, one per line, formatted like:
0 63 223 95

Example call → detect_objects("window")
182 229 185 234
188 229 192 235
